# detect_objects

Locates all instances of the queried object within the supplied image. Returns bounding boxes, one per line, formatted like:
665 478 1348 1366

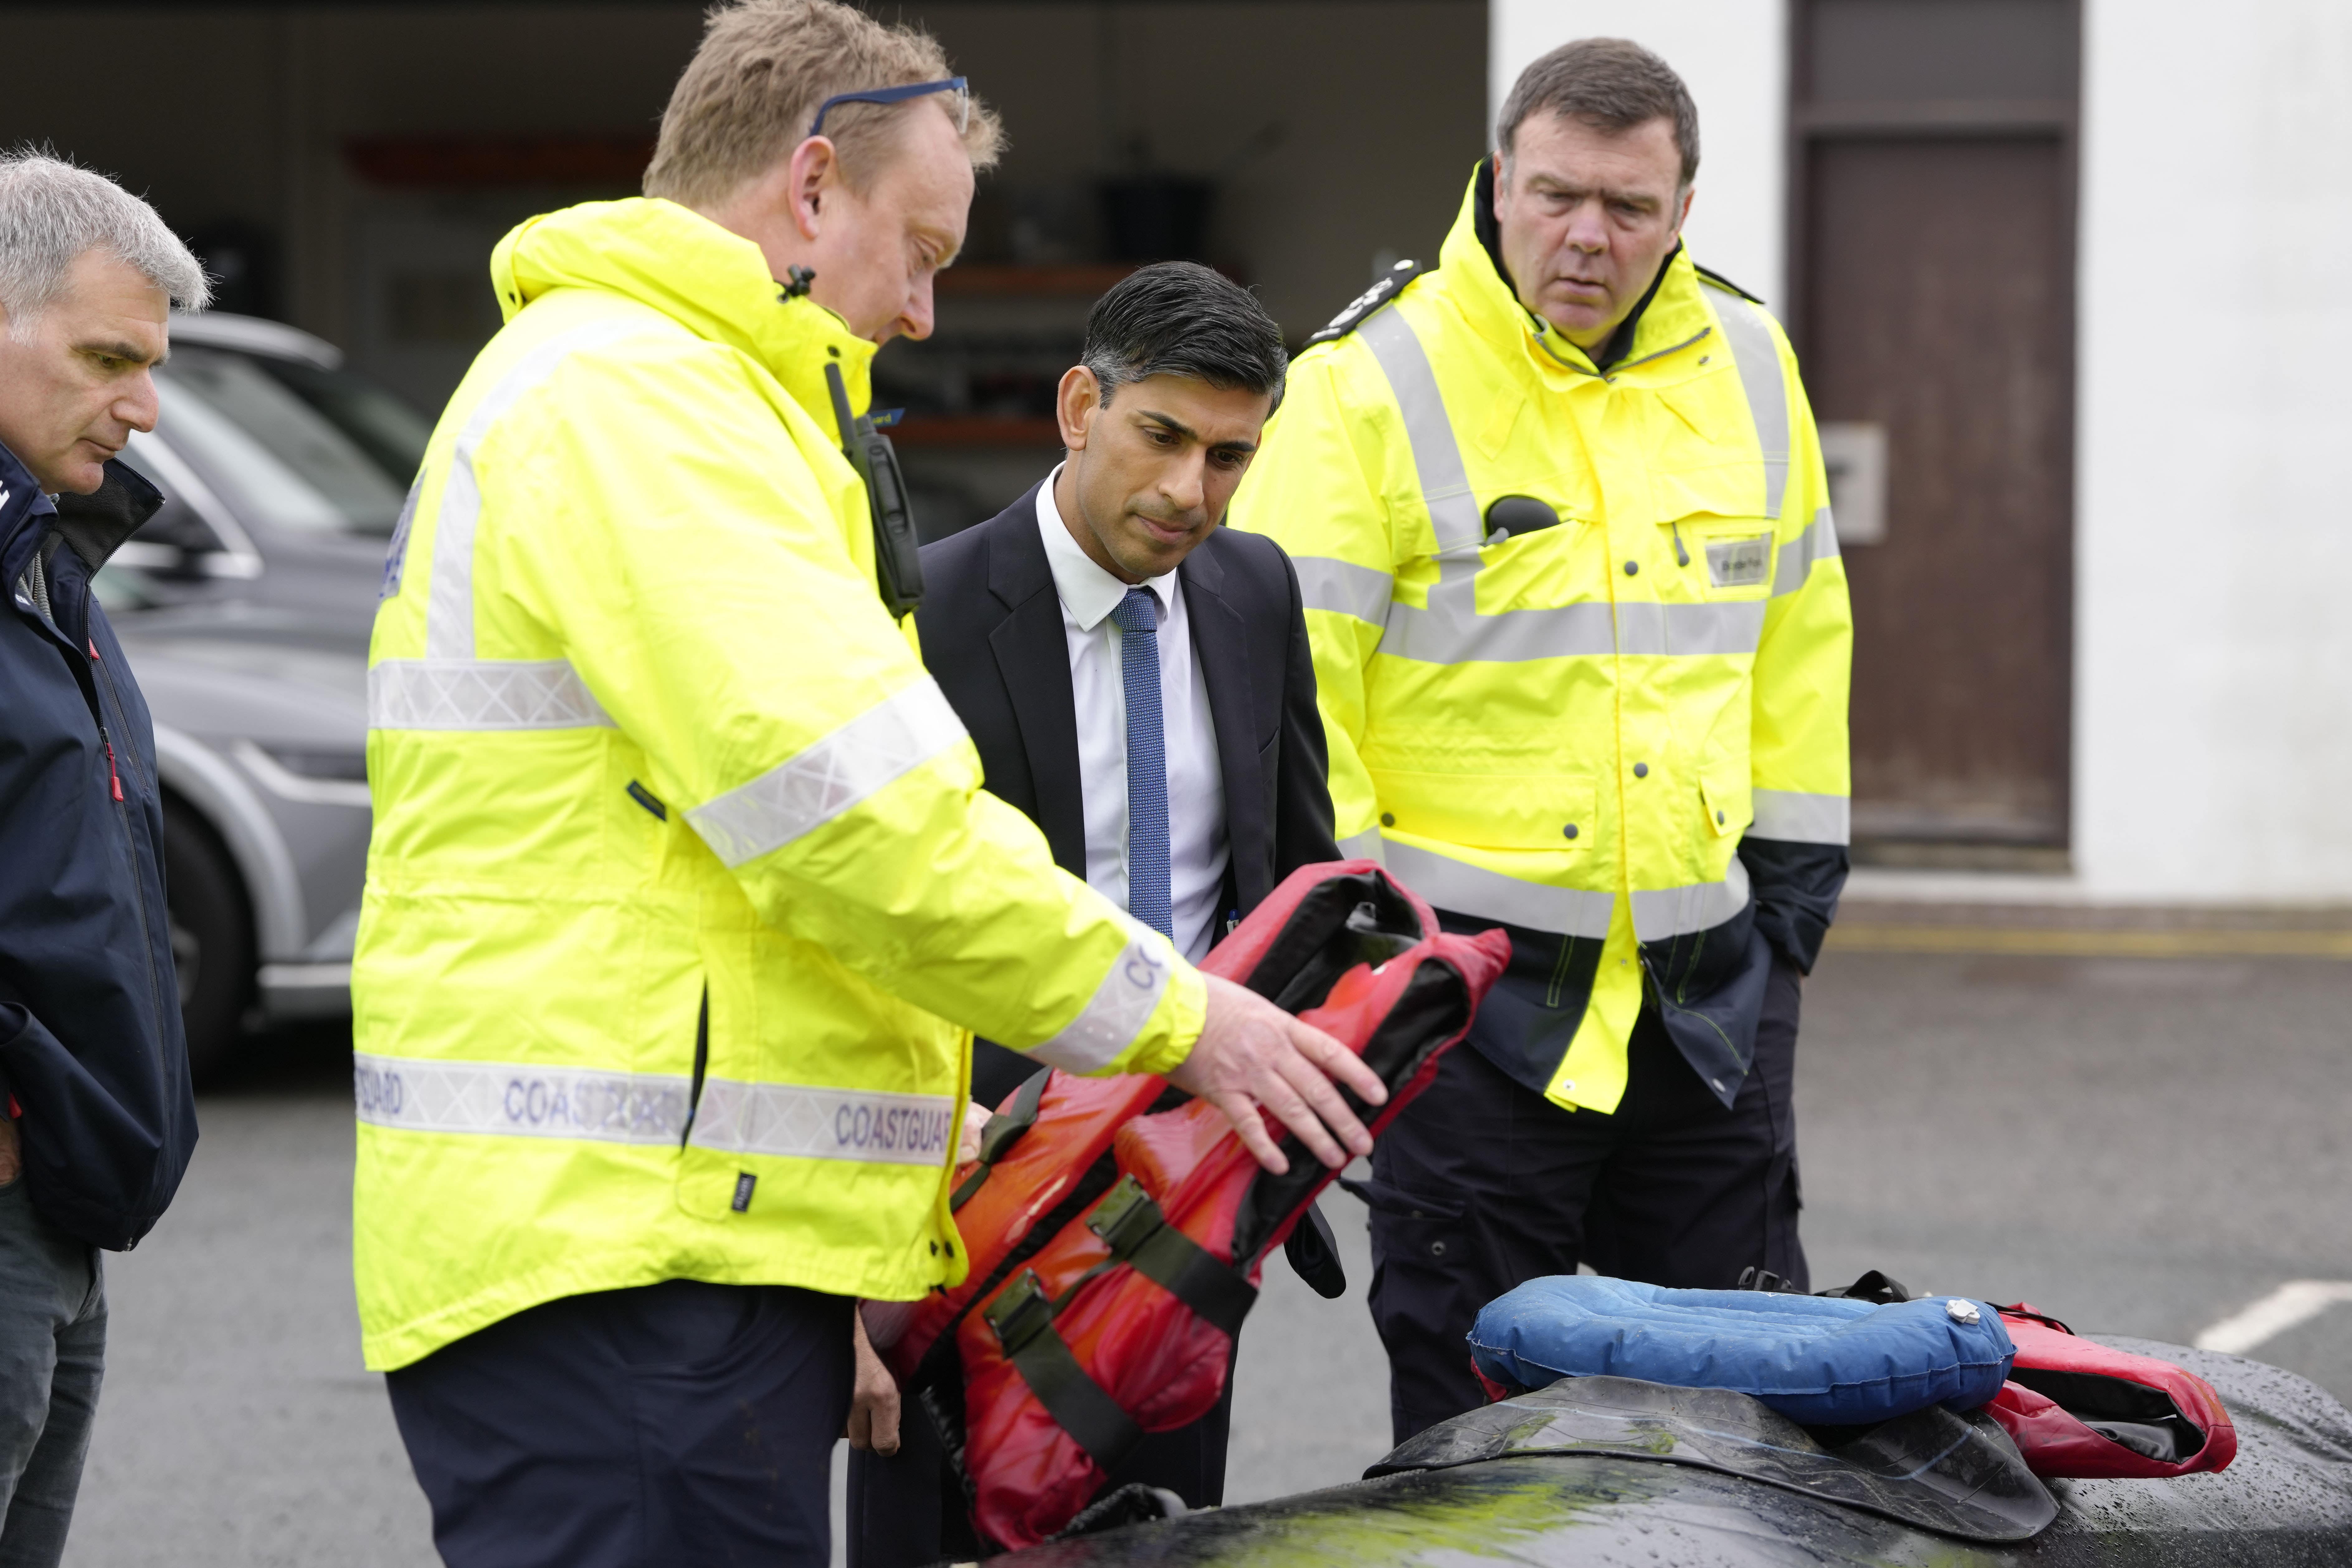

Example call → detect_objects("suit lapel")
986 495 1087 875
1181 540 1266 905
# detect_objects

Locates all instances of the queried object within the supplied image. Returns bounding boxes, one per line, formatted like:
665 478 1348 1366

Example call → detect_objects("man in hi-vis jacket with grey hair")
0 151 209 1568
1231 37 1852 1443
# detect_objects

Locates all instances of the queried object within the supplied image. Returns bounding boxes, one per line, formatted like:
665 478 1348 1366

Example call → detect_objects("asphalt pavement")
58 947 2352 1565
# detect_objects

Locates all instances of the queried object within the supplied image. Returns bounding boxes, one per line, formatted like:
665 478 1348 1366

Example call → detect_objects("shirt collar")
1035 463 1178 631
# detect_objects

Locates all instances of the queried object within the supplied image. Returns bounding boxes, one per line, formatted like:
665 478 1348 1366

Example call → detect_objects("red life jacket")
1986 1305 2236 1478
866 861 1509 1550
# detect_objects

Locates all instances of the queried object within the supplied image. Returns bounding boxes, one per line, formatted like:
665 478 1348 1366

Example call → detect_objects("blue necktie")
1110 587 1172 940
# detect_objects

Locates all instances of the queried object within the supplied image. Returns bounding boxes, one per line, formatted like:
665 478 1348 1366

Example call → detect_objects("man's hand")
956 1098 989 1166
0 1116 17 1185
845 1308 901 1456
1167 972 1387 1175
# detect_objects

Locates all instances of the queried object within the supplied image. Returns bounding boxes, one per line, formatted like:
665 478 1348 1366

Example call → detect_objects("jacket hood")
490 197 877 440
1438 161 1717 380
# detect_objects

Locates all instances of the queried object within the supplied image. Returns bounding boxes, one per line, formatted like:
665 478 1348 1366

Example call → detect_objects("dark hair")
1081 261 1287 412
1498 37 1699 188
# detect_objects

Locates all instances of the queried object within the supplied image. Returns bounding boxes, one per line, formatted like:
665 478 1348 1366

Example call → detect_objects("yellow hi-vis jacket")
1230 164 1850 1116
353 197 1202 1372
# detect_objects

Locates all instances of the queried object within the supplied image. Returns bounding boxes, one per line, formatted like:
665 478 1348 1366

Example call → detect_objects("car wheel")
161 799 255 1081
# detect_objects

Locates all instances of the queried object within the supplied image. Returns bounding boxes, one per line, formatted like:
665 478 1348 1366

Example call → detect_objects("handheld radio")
824 360 924 619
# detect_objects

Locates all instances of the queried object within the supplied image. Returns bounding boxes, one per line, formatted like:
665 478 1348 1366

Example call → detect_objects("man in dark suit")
845 262 1339 1564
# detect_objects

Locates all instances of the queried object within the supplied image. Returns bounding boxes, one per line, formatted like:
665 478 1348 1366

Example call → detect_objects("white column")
1490 0 1788 306
2073 0 2352 900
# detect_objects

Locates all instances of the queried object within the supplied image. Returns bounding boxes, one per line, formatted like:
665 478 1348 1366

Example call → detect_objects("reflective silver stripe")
380 471 422 600
368 658 616 731
355 1052 690 1146
1384 598 1764 664
1772 507 1841 597
687 1080 956 1167
1381 840 1615 938
1356 307 1765 668
1629 857 1752 942
1026 916 1178 1074
1294 555 1395 626
683 679 967 868
425 317 660 661
1355 306 1483 556
1612 601 1769 659
1750 788 1851 846
1386 599 1617 663
353 1052 955 1166
1336 826 1386 864
1710 293 1791 520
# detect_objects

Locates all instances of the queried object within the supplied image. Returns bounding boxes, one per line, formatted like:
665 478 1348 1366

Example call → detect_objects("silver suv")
101 313 427 1076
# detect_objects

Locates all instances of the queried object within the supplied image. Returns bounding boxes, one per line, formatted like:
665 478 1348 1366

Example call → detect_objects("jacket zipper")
679 985 710 1149
90 642 123 799
85 636 169 1043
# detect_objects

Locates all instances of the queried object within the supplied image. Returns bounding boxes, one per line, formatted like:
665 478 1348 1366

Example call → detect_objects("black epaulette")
1305 258 1429 346
1694 263 1764 304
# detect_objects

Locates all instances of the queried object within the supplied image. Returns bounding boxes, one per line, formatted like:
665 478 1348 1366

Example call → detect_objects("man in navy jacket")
0 153 207 1566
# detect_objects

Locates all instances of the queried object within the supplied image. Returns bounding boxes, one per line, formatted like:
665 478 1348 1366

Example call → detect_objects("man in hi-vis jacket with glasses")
351 5 1381 1563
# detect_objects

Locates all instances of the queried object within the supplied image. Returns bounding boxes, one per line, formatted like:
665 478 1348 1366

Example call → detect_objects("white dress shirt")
1037 468 1230 962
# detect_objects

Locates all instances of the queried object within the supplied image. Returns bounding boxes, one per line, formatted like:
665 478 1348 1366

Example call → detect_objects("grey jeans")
0 1178 104 1568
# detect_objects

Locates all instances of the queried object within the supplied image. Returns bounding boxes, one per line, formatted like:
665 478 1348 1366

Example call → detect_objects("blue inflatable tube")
1468 1277 2016 1427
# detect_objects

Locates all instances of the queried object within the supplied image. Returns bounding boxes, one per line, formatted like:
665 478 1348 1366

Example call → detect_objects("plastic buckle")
977 1109 1029 1166
1084 1174 1165 1260
983 1270 1056 1352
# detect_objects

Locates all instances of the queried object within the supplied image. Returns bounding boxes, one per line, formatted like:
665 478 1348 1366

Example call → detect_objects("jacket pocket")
1347 1174 1472 1273
674 972 750 1225
1371 769 1597 853
1700 763 1751 839
1668 517 1777 600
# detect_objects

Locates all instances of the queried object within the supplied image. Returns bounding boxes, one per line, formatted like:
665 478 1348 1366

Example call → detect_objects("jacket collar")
987 481 1057 612
1443 159 1715 380
492 196 880 441
0 438 56 573
52 460 164 572
1 445 160 586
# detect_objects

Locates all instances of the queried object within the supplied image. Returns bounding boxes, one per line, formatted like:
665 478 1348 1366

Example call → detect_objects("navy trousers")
386 1279 852 1568
1364 957 1808 1445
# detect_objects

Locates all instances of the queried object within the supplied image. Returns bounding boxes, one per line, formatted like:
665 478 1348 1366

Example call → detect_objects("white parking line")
2194 1281 2352 1355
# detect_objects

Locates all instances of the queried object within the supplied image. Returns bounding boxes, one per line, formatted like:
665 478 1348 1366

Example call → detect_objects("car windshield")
154 345 431 538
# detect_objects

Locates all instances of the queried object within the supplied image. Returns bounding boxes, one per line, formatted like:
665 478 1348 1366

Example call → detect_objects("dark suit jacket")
917 480 1340 971
912 484 1353 1410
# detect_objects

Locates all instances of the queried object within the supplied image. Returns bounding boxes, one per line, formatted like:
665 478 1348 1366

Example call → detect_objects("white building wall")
1496 0 2352 904
2073 0 2352 901
1490 0 1787 307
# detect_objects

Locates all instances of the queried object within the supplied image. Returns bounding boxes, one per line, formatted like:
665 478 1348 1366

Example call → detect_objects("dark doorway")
1790 0 2080 853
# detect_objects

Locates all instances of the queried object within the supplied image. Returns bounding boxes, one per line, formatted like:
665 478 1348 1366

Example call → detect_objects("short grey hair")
1499 38 1700 188
0 150 211 340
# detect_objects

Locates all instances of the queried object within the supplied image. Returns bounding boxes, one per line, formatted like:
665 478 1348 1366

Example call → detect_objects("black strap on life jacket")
981 1174 1258 1469
983 1271 1143 1468
1081 1175 1256 1338
951 1067 1051 1211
